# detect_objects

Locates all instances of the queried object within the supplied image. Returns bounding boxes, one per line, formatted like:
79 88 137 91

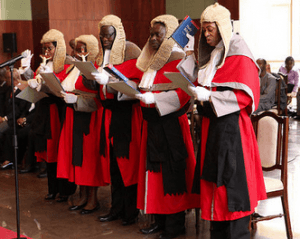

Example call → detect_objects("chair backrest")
251 111 289 182
272 72 288 115
256 115 278 168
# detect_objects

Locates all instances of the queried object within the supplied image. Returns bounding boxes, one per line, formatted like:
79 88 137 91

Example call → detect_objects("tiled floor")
0 118 300 239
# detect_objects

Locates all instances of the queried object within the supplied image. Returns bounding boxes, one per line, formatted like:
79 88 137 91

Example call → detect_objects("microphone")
0 51 29 68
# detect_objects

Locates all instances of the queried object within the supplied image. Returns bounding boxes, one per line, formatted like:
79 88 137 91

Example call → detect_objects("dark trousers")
47 162 77 196
2 125 31 163
155 211 185 235
210 215 250 239
110 144 138 221
23 129 37 168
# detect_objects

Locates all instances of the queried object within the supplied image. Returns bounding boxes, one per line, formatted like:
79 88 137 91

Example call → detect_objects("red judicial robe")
197 55 267 221
137 59 200 214
98 59 143 187
56 74 109 187
35 65 70 163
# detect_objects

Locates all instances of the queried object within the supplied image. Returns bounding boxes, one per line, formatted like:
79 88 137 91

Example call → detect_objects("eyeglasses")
99 32 115 39
42 46 55 52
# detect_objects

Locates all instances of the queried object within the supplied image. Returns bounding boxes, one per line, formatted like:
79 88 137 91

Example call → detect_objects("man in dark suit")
0 68 33 169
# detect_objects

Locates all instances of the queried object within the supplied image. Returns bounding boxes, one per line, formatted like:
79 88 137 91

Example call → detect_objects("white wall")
166 0 214 19
0 0 32 20
239 0 300 72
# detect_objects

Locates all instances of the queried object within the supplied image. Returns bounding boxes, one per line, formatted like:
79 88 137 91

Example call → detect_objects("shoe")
45 193 57 200
122 210 139 226
140 223 164 234
37 169 47 178
1 161 13 170
98 212 120 222
80 204 100 215
19 166 35 174
159 228 185 239
122 217 137 226
69 202 87 211
56 196 68 203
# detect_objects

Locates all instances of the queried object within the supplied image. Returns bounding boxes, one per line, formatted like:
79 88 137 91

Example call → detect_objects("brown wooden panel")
31 0 49 19
31 0 50 70
0 21 34 68
122 20 150 48
31 19 50 70
29 0 166 68
48 0 75 20
46 0 165 51
111 0 166 48
49 19 99 54
218 0 239 20
112 0 166 21
48 0 111 20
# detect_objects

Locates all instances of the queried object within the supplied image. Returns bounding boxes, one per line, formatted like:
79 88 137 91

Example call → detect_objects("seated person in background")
267 65 288 115
0 67 8 159
279 56 299 117
0 68 8 124
16 50 42 174
279 56 299 96
296 88 300 119
253 58 277 113
0 68 33 169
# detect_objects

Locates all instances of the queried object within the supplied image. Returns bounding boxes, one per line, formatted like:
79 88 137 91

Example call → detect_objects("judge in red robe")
92 15 143 225
27 29 76 202
179 3 267 239
135 15 200 239
57 34 109 214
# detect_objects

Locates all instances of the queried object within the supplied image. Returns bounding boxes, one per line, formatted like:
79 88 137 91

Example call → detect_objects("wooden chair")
251 111 292 239
275 73 288 116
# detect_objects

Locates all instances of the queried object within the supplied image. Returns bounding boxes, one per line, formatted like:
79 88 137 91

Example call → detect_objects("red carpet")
0 227 32 239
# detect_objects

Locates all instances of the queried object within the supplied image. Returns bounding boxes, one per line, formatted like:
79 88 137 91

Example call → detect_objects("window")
240 0 300 71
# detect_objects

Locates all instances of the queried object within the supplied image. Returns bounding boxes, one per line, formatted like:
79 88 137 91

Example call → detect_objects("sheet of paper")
40 72 64 98
163 72 195 96
71 89 97 98
107 81 140 97
16 86 48 103
72 61 99 80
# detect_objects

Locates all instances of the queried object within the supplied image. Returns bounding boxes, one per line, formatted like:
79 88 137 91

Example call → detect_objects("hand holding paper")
40 55 50 66
21 49 33 68
184 33 194 52
92 72 109 85
77 52 89 62
188 85 211 101
61 91 78 103
136 92 156 104
39 65 52 73
28 79 41 90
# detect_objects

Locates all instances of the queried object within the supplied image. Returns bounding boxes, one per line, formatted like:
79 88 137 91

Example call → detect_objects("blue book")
104 64 129 82
170 15 199 49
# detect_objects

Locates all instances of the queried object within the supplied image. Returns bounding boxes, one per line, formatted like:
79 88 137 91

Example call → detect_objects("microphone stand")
7 62 26 239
